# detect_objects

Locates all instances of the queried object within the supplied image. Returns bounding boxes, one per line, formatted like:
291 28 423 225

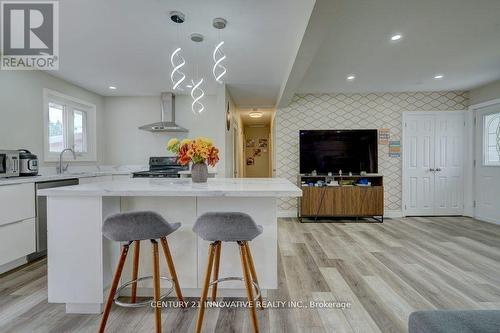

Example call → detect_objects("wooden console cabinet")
298 175 384 222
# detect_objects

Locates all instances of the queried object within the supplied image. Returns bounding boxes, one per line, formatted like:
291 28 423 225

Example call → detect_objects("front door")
474 103 500 223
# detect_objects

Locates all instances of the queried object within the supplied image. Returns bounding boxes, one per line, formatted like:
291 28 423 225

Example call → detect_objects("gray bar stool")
193 212 264 333
99 211 184 333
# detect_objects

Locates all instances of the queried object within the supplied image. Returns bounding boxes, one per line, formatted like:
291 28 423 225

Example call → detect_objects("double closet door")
403 112 465 216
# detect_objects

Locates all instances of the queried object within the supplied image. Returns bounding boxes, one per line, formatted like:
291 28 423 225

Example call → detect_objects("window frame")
482 111 500 167
43 89 97 162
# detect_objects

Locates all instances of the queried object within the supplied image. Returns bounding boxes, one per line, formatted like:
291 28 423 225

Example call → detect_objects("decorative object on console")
167 137 219 183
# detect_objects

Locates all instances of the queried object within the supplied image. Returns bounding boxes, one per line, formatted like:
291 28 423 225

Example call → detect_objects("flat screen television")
299 129 378 174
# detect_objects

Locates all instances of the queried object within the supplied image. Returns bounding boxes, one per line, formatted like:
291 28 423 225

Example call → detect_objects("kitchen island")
38 178 301 314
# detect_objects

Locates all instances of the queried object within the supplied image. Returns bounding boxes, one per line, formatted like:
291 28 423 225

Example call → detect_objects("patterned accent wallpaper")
275 91 469 213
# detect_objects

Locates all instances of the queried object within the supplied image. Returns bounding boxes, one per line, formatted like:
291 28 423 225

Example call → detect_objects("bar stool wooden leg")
160 237 185 306
131 240 140 303
211 241 222 301
239 242 259 333
195 242 216 333
151 240 162 333
244 242 263 308
99 243 130 333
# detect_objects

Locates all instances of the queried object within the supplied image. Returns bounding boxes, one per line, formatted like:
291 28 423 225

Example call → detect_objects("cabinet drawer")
0 218 36 266
0 183 35 226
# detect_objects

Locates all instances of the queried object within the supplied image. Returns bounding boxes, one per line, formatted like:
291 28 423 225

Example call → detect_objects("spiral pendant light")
169 11 186 91
170 47 185 90
212 18 227 84
190 33 205 114
212 41 227 84
190 78 205 114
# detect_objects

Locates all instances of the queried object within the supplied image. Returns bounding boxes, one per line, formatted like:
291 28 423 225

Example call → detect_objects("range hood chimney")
138 92 188 132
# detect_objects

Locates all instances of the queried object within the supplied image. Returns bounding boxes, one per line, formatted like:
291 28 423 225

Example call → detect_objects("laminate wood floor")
1 216 500 333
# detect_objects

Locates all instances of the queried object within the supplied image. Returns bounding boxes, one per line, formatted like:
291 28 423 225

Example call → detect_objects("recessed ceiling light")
390 34 402 41
433 74 444 80
108 86 117 90
249 112 263 118
346 75 356 81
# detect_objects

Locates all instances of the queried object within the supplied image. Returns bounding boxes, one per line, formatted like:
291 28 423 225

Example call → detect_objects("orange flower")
167 137 219 166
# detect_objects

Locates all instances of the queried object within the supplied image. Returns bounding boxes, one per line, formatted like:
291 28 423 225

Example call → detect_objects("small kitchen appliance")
18 149 39 176
132 156 188 178
0 150 19 178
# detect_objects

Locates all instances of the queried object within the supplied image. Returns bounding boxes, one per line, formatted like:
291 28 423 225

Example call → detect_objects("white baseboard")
474 215 500 225
0 257 27 275
278 210 298 218
384 210 403 218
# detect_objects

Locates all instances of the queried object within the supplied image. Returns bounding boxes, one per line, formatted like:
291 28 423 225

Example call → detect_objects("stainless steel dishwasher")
28 178 79 261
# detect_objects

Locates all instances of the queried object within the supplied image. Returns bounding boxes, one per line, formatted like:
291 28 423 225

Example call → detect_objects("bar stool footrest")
114 276 174 308
209 276 261 302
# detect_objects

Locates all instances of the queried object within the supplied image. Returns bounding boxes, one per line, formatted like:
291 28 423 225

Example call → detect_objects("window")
484 112 500 166
43 89 96 161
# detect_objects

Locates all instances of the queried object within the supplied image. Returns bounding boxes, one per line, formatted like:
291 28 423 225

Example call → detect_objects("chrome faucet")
58 148 76 174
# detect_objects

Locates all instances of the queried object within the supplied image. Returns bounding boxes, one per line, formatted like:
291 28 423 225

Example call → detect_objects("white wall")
470 79 500 105
103 93 230 176
0 71 105 165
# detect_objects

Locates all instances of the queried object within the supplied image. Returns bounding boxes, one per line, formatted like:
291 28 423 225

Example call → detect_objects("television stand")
297 174 384 223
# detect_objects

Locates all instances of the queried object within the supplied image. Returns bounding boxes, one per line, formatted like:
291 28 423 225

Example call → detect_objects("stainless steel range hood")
139 92 188 132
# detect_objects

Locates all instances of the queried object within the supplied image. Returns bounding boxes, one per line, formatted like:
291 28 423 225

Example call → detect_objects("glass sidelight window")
484 112 500 166
43 89 96 161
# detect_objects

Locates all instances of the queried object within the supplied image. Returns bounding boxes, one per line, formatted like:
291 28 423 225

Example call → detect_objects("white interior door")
474 103 500 223
434 113 464 215
404 114 435 215
404 112 464 216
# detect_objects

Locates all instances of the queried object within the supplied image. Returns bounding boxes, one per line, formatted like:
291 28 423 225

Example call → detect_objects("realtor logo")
1 1 59 70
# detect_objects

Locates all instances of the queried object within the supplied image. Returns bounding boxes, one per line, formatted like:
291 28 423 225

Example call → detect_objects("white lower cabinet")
0 218 36 266
0 183 36 226
0 183 36 268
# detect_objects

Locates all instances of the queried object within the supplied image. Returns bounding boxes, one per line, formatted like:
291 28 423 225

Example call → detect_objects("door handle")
429 168 435 172
436 168 442 172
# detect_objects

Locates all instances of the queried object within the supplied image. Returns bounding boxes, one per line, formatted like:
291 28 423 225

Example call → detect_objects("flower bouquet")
167 137 219 183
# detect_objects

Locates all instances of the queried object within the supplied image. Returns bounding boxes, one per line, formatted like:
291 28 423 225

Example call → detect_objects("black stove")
133 157 188 178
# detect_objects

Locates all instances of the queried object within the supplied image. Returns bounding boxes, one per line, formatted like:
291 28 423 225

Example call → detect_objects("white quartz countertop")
0 165 144 186
0 171 131 186
37 178 302 197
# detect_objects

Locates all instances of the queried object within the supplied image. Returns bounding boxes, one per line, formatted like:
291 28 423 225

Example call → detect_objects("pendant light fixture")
169 11 186 91
212 18 227 84
190 33 205 114
190 78 205 114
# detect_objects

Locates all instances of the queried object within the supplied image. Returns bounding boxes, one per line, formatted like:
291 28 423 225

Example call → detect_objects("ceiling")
239 108 274 126
279 0 500 106
49 0 314 107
